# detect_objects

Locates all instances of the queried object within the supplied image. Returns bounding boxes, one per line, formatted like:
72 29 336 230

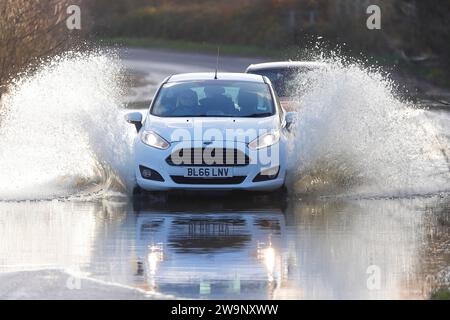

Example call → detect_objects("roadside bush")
88 0 450 82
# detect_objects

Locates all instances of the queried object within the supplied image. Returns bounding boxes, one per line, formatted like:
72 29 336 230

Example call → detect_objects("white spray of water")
0 50 448 200
0 51 135 201
288 57 450 197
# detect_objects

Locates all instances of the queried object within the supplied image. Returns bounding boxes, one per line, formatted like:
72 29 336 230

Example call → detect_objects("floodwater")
0 48 449 299
0 192 449 299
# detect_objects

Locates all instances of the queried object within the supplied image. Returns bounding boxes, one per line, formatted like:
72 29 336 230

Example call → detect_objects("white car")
126 73 293 192
246 61 326 111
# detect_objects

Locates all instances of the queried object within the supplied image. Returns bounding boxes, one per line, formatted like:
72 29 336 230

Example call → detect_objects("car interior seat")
200 86 235 115
237 90 258 116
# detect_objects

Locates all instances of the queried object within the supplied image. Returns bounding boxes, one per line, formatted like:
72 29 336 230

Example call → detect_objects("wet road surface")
1 193 449 299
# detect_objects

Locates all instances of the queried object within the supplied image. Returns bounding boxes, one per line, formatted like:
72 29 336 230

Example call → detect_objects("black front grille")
170 176 246 185
166 148 250 167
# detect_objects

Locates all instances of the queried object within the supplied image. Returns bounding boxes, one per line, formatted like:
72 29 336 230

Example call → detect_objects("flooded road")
0 48 449 299
1 193 449 299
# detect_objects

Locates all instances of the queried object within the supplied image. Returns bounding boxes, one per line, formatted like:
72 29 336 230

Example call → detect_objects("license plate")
184 167 233 178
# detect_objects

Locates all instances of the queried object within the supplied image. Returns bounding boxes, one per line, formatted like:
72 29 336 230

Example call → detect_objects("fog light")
139 166 164 182
253 166 280 182
142 169 153 179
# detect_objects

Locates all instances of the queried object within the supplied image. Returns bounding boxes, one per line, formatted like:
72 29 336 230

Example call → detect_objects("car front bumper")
134 140 286 191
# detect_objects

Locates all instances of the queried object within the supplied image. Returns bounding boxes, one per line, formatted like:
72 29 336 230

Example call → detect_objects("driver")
199 86 234 115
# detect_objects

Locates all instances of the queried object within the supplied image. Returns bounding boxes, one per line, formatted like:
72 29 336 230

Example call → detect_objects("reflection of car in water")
134 209 288 299
246 61 326 111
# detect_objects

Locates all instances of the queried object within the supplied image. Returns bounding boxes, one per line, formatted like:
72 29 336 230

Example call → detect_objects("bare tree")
0 0 83 96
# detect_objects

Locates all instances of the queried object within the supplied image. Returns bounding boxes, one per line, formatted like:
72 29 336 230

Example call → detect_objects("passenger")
199 86 235 115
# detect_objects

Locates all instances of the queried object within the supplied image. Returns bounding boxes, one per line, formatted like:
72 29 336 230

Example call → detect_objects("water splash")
0 50 448 201
0 51 135 201
287 56 450 197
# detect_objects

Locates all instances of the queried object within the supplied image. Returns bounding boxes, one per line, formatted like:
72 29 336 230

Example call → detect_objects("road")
120 47 266 76
119 47 267 106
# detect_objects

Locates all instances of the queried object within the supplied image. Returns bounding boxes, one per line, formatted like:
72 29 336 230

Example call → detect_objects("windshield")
249 67 316 98
150 80 275 117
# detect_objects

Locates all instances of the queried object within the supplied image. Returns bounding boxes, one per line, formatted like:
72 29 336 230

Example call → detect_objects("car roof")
167 72 265 83
246 61 327 71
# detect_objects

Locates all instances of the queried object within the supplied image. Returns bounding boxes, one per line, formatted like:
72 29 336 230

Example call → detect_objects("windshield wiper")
193 114 233 117
165 113 274 118
244 112 273 118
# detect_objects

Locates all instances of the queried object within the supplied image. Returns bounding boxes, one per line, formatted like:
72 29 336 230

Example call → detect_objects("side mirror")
125 112 143 132
284 111 297 131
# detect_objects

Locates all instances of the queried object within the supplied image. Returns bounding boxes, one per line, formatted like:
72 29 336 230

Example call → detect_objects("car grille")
170 176 246 185
166 148 250 167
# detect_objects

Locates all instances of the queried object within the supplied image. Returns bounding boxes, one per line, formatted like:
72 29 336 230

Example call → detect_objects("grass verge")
430 288 450 300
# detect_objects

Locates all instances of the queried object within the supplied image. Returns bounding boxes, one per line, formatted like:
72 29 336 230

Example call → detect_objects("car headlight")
248 131 280 150
141 130 170 149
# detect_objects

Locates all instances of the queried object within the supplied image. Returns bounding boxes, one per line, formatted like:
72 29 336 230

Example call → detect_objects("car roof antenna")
214 47 220 80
